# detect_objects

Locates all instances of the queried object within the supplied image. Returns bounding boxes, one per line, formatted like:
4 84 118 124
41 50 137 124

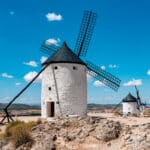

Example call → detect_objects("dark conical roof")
43 42 86 65
122 93 137 102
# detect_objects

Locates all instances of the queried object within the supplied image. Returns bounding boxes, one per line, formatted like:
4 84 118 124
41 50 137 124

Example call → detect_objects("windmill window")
73 66 77 70
48 87 51 91
54 66 58 70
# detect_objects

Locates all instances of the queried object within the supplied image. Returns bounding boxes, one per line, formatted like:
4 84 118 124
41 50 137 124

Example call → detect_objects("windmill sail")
86 61 121 91
74 10 97 57
40 40 59 55
135 85 142 110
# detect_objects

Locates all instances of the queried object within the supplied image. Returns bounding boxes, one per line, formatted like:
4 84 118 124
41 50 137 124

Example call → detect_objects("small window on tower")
48 87 51 91
73 66 77 70
54 66 58 70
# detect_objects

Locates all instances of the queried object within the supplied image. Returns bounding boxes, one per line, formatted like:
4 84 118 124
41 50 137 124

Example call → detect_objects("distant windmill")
0 10 121 123
112 85 145 116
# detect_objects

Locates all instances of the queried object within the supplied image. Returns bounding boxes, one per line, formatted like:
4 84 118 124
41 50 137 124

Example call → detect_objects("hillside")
0 103 40 110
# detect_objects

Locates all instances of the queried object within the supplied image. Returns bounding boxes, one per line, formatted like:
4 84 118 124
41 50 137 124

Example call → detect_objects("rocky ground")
1 116 150 150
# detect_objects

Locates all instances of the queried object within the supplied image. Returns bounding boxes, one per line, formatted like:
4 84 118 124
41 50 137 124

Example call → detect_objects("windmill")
0 10 121 123
112 85 145 115
40 10 121 118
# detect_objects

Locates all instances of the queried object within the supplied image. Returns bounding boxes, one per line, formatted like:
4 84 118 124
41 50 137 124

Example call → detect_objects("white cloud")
123 79 142 86
24 71 42 83
23 61 38 67
16 82 21 86
40 56 48 63
108 64 119 69
46 12 62 21
93 80 104 87
45 38 60 46
2 96 10 101
1 73 13 78
86 70 97 82
87 73 93 82
9 11 15 15
147 70 150 75
101 65 106 70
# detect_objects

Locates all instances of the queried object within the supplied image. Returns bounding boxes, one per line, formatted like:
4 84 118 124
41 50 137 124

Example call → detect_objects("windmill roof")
122 93 137 102
42 42 86 65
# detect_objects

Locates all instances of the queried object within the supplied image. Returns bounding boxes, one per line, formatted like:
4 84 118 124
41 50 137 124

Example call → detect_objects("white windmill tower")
41 42 87 117
122 93 140 116
122 86 145 116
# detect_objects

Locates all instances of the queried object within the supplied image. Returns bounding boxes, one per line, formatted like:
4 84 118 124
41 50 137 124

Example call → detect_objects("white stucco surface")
123 102 140 115
41 63 87 118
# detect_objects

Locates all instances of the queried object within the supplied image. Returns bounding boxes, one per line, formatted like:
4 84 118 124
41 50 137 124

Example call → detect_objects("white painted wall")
123 102 140 115
41 63 87 118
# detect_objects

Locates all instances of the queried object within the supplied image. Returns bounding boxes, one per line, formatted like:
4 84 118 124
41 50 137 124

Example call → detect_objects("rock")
79 130 89 139
94 120 121 142
13 141 33 150
52 135 57 141
66 135 76 141
51 144 56 150
124 135 130 140
107 142 111 147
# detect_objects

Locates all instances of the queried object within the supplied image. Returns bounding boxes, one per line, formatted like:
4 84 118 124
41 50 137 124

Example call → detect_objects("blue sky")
0 0 150 105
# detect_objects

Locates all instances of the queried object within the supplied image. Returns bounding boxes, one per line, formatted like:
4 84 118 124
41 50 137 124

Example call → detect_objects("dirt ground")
88 112 150 125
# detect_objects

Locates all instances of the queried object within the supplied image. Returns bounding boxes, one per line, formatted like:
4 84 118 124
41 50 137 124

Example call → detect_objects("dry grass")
36 118 42 124
113 111 121 117
2 120 38 148
4 120 24 138
142 108 150 117
11 124 34 148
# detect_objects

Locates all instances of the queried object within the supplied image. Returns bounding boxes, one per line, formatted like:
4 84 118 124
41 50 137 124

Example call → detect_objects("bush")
4 120 24 138
114 111 121 116
11 124 34 148
0 133 4 140
4 120 37 148
36 118 42 124
143 108 150 117
25 121 37 130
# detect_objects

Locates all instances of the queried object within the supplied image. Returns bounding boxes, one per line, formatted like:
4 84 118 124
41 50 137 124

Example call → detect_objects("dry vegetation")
0 120 41 149
142 107 150 117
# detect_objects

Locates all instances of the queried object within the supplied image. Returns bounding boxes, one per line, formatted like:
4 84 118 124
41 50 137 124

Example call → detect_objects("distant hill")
87 103 122 110
0 103 40 110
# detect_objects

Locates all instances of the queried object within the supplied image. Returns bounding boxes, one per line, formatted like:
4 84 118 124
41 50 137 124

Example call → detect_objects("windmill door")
46 101 55 117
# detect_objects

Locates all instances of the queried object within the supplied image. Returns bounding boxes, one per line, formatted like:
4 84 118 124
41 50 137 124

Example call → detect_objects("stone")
107 142 111 147
124 135 130 140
